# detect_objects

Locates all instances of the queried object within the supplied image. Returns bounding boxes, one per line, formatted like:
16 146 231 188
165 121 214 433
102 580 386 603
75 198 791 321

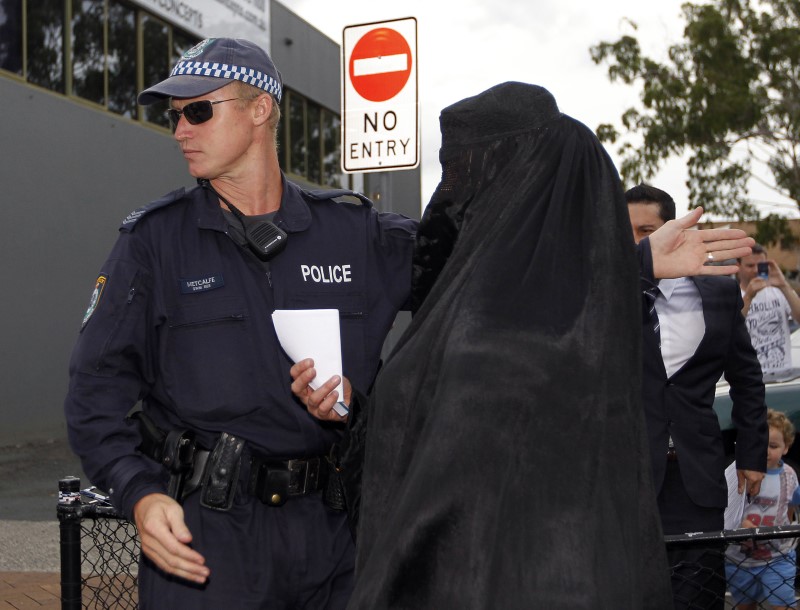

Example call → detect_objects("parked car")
714 329 800 464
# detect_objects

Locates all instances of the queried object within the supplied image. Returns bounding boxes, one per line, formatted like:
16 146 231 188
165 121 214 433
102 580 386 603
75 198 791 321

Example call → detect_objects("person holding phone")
739 244 800 376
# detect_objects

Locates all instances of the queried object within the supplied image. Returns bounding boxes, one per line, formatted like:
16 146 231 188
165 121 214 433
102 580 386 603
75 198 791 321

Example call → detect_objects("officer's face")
627 202 664 245
170 84 256 179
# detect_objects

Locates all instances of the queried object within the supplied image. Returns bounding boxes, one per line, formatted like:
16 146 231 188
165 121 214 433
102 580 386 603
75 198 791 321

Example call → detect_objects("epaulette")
305 188 374 209
120 187 187 232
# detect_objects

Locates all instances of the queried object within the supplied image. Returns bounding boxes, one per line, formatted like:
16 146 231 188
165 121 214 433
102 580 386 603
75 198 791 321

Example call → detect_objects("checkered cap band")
171 60 282 101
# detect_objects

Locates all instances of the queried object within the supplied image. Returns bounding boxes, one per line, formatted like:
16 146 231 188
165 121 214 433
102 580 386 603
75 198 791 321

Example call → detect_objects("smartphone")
757 262 769 279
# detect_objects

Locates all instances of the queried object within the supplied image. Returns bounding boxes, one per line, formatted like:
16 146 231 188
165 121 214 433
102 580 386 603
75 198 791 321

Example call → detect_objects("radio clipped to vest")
200 179 287 261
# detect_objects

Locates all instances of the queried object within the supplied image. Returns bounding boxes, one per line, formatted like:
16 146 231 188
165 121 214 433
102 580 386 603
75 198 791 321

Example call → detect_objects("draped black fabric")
346 82 672 609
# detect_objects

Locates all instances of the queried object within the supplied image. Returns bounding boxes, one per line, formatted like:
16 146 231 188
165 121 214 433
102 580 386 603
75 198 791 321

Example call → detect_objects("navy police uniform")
64 176 416 608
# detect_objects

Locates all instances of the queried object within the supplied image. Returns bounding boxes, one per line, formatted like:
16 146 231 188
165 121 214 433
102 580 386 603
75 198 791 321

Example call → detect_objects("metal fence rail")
58 476 800 609
57 477 140 610
666 526 800 609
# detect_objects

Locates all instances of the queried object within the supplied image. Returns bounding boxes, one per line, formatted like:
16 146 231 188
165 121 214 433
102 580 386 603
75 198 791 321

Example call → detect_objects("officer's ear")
252 94 272 127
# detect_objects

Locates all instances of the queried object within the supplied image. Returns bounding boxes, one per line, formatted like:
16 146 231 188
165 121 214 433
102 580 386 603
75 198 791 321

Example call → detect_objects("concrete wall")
0 77 194 445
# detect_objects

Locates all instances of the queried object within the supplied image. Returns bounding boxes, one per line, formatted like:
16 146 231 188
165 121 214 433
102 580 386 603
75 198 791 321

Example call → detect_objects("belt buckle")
288 457 320 494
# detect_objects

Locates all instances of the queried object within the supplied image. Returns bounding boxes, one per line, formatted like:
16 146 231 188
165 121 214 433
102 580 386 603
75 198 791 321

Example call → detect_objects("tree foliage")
590 0 800 220
753 212 799 248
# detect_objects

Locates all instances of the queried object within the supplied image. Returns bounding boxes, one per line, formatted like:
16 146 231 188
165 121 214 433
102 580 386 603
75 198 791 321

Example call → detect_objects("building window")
141 14 170 128
71 0 106 105
288 92 307 178
1 0 198 126
322 112 342 187
107 1 137 118
281 88 348 189
27 0 66 93
0 0 23 75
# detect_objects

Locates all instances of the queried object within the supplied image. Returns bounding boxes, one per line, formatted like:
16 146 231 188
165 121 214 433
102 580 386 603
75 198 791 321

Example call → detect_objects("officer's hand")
133 493 209 584
737 469 765 497
649 207 754 278
290 358 350 421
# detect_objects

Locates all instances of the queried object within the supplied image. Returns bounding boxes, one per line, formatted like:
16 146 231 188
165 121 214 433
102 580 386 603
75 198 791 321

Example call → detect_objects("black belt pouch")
199 432 245 511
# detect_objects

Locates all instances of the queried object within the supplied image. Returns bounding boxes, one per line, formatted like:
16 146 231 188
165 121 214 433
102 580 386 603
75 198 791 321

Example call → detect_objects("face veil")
348 82 672 609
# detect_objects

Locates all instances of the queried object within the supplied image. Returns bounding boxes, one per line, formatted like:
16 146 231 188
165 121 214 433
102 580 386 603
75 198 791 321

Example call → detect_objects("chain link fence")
666 527 800 608
57 477 139 610
58 476 800 609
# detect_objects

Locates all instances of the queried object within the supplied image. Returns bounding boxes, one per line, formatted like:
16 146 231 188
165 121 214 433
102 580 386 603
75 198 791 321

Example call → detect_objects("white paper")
724 461 747 530
271 309 348 416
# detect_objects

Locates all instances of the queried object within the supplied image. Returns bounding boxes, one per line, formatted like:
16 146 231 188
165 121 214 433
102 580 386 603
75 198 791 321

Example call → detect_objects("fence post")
58 477 83 610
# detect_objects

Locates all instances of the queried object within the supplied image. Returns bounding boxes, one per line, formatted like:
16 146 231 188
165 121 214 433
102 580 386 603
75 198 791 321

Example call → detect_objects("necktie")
643 285 661 348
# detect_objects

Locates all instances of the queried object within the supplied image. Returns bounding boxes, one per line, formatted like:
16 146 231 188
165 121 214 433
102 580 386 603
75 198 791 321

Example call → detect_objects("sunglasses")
165 98 243 131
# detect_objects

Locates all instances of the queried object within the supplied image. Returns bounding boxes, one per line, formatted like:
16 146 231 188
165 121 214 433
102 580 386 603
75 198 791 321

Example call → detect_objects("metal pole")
58 477 83 610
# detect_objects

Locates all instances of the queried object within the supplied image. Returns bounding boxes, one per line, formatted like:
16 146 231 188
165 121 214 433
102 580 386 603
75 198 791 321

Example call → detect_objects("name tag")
180 275 224 294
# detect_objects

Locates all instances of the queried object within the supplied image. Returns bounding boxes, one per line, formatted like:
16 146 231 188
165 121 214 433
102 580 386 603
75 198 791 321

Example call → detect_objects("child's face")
767 426 790 470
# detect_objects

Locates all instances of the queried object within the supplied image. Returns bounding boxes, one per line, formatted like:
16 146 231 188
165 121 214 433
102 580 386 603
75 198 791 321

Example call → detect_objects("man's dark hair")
624 184 676 223
737 242 766 263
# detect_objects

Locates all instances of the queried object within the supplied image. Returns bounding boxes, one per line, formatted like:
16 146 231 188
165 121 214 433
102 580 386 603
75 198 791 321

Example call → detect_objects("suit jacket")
640 244 767 509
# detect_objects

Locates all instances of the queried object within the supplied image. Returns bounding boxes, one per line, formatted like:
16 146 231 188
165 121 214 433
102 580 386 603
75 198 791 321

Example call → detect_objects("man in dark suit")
627 184 768 609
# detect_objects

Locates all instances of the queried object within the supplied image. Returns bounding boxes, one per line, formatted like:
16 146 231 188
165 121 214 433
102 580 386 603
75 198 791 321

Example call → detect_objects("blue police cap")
138 38 283 105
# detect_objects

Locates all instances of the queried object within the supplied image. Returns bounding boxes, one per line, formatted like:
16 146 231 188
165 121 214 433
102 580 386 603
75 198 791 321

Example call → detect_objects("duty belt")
247 455 326 507
133 413 344 512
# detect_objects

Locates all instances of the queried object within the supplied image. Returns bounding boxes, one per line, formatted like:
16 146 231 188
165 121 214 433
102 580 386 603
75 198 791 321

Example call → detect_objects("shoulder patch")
81 275 107 329
120 187 187 232
305 188 374 209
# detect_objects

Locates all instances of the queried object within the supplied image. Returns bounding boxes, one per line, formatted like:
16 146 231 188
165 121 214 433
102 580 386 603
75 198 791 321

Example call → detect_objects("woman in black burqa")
340 82 673 609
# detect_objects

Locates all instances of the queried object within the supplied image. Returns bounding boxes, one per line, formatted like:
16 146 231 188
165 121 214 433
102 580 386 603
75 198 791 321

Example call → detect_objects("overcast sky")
279 0 795 219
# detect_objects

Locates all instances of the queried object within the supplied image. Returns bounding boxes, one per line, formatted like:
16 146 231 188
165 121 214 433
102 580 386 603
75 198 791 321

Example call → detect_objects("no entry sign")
349 27 412 102
342 17 418 173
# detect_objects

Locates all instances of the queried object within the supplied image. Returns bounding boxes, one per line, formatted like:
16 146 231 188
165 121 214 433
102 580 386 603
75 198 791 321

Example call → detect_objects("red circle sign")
349 27 412 102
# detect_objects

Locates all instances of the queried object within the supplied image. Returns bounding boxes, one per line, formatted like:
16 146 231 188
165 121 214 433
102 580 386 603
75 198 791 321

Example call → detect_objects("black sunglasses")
166 98 242 131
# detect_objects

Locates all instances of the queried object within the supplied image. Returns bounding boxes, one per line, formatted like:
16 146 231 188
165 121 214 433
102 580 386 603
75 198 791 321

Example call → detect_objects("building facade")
0 0 420 444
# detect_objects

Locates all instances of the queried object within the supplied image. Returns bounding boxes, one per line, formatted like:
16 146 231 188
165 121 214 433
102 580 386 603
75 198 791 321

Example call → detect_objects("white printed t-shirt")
744 286 792 374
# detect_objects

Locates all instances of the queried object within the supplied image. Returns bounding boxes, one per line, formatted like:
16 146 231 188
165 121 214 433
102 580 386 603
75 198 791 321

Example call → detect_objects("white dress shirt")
654 277 706 378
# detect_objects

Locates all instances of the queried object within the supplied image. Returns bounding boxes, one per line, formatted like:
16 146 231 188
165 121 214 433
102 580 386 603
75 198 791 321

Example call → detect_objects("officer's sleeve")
371 211 418 311
63 235 166 518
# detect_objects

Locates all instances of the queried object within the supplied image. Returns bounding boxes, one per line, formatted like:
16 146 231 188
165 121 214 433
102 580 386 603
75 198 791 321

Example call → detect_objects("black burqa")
346 83 672 609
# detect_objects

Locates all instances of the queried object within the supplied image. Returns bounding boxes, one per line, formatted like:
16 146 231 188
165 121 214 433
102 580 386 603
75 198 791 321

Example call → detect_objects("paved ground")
0 439 747 609
0 572 60 608
0 438 87 607
0 437 87 522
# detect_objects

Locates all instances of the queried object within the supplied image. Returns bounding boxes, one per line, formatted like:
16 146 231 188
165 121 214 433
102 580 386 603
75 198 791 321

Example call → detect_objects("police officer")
64 38 416 609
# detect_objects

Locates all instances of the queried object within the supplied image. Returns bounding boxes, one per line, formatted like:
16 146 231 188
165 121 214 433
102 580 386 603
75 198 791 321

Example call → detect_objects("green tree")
590 0 800 220
753 213 799 249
